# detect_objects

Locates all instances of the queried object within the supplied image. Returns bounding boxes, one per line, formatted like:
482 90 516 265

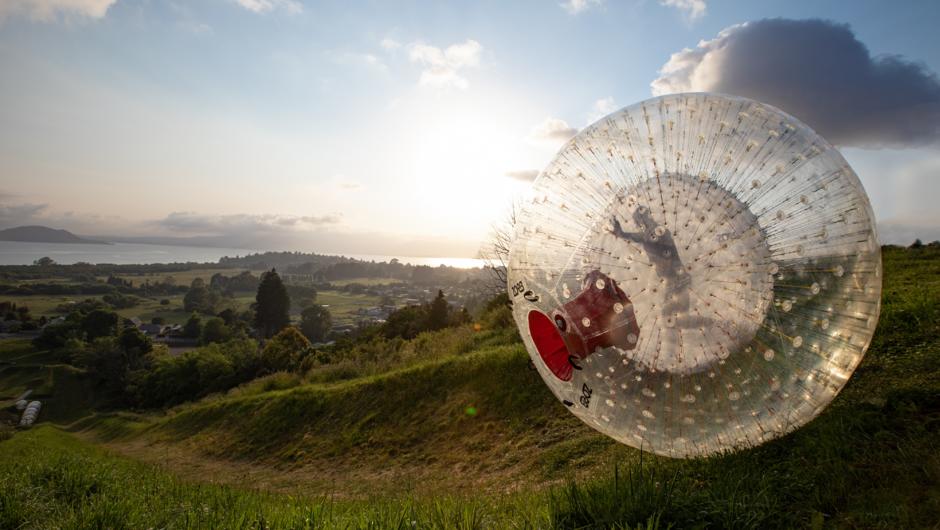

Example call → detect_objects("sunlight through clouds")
408 39 482 90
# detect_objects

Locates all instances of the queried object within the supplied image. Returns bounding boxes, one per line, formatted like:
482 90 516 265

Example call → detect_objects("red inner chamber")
528 310 573 381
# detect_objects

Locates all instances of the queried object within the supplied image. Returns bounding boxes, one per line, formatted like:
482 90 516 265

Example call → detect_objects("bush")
200 317 232 346
33 319 82 350
261 327 311 373
134 339 260 408
81 309 119 341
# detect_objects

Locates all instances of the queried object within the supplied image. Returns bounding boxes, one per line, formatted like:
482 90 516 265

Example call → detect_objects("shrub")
260 327 311 373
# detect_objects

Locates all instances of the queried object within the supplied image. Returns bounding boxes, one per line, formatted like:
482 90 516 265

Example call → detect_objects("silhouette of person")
610 206 700 327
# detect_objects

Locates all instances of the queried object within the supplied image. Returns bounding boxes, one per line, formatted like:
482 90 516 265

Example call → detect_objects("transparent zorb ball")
508 93 881 458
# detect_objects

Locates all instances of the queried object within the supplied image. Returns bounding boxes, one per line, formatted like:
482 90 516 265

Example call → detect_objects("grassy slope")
0 426 549 529
2 246 939 528
0 341 100 424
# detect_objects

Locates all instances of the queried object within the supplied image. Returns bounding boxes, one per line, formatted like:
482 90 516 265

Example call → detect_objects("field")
105 267 250 287
1 246 938 528
314 290 381 325
329 277 404 287
3 288 378 327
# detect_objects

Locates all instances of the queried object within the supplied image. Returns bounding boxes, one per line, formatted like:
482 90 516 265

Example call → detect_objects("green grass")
0 426 549 529
314 289 381 324
3 282 380 327
1 293 192 324
106 268 249 287
1 246 939 528
330 277 404 287
0 340 102 424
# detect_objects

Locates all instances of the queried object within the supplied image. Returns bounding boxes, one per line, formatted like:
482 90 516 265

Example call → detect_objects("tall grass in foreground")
0 427 547 529
551 385 940 528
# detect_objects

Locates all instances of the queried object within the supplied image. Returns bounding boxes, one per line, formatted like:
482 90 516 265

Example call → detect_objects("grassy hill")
1 246 939 528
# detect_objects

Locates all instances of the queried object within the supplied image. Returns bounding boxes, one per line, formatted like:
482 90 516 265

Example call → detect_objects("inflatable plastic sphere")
508 93 881 458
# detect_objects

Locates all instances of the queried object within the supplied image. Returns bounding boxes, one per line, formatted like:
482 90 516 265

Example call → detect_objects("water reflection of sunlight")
345 253 486 269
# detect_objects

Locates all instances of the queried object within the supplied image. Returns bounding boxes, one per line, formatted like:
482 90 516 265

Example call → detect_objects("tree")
479 201 517 289
200 317 232 345
382 305 428 340
81 309 119 341
253 268 291 338
216 308 236 326
427 290 449 331
182 312 203 339
118 326 153 359
184 278 214 314
33 256 55 267
300 304 332 343
260 327 311 372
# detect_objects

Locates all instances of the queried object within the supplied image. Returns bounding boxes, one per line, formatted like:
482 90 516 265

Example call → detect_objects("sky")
0 0 939 256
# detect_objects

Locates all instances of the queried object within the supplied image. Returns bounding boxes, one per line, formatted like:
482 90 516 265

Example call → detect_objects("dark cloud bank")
652 18 940 148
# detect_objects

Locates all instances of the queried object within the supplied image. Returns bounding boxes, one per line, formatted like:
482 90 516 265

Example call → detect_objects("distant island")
0 225 109 245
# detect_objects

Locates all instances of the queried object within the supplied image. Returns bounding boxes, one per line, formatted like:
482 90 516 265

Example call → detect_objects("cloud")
0 200 129 236
561 0 603 15
659 0 705 21
528 117 578 143
158 212 341 235
380 38 401 51
587 96 617 123
651 18 940 147
505 169 540 182
232 0 302 14
408 39 482 90
0 0 116 21
0 202 49 227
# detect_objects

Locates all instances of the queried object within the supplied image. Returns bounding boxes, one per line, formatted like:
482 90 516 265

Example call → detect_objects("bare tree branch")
478 201 517 291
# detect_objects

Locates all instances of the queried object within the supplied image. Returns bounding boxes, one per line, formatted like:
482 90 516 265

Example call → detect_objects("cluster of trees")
381 290 470 339
0 301 39 331
219 251 353 271
179 309 253 346
908 239 940 249
208 271 259 295
0 260 232 281
183 278 225 314
101 293 140 309
307 260 485 285
30 270 303 408
28 266 502 410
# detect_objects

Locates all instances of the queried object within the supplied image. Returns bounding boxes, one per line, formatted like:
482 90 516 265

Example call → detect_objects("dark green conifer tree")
253 268 291 338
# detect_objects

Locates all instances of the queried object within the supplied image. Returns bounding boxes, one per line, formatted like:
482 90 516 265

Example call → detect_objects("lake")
0 241 487 268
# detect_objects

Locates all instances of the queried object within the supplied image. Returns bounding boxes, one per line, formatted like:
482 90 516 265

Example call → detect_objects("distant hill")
0 225 108 244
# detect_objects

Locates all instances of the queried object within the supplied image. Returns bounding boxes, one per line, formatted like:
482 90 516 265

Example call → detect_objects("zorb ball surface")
508 93 881 458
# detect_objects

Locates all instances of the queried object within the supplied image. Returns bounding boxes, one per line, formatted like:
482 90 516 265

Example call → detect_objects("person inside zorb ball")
508 93 882 458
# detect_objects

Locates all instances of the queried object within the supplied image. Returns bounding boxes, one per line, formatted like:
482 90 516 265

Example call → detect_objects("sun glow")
388 89 550 240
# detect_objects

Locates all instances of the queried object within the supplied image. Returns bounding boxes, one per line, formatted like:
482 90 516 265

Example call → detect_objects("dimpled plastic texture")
508 93 881 458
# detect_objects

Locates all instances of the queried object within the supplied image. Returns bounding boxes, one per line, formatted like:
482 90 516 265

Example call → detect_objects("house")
138 323 165 337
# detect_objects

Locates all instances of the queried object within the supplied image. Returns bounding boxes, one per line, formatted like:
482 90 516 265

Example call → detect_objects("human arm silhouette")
610 217 646 243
